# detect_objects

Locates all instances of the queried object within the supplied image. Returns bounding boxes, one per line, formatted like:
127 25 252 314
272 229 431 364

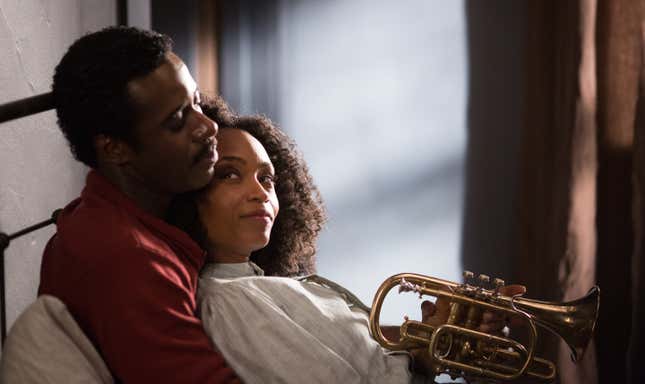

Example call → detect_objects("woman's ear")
94 134 134 166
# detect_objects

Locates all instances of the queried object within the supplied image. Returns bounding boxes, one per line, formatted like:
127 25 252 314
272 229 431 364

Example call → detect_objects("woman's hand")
420 284 526 333
410 284 527 377
479 284 526 333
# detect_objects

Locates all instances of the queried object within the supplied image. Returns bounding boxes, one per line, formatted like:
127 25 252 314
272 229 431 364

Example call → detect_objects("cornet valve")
478 274 490 287
493 278 505 294
462 270 474 284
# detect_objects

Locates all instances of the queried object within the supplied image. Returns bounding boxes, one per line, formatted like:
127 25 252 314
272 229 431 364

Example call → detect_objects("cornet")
368 272 599 382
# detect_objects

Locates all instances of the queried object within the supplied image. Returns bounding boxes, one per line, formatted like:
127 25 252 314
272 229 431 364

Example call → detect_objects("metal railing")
0 92 57 343
0 211 60 343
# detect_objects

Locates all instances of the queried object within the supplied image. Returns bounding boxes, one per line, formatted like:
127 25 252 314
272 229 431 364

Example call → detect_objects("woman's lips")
240 211 273 223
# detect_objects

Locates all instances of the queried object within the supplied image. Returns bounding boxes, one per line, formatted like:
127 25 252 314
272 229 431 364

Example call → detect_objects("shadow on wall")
460 0 526 282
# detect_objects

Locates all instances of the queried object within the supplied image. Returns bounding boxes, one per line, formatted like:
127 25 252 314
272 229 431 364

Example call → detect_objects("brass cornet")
368 272 599 382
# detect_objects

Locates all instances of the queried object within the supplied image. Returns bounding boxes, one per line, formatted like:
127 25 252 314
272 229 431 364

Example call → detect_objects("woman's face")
198 128 279 261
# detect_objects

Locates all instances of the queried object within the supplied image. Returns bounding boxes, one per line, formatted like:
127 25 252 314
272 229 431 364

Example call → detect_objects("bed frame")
0 92 58 344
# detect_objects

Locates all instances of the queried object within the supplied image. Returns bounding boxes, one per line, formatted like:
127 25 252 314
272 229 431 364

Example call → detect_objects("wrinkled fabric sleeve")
199 284 362 384
197 277 415 384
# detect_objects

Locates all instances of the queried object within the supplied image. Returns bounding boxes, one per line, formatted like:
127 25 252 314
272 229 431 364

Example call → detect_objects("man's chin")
196 168 215 187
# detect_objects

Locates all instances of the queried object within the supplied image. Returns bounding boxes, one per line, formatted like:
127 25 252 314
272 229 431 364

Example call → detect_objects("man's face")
124 52 218 195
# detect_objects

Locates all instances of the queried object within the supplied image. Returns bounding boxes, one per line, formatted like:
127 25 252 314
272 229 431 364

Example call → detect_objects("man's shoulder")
61 197 142 245
53 195 174 265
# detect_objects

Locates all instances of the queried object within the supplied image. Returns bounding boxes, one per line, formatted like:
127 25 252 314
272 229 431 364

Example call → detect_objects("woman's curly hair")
169 96 326 277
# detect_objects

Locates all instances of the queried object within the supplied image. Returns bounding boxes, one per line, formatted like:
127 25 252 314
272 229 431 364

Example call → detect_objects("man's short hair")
53 26 173 168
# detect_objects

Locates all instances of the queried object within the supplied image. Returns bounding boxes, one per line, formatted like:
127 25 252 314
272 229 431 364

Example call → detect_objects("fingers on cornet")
421 300 436 321
435 297 450 312
478 318 505 333
479 311 506 333
481 312 496 322
499 284 527 296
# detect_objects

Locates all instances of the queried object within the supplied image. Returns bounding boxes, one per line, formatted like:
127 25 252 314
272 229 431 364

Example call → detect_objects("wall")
151 0 198 75
0 0 116 337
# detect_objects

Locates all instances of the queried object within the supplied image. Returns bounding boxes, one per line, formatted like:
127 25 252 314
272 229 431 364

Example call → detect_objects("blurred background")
152 0 526 326
2 0 645 383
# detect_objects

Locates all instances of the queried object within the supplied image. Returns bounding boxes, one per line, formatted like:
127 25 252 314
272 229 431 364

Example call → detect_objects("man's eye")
166 110 185 131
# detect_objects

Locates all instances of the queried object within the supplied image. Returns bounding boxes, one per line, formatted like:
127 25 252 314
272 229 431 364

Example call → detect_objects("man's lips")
194 141 217 165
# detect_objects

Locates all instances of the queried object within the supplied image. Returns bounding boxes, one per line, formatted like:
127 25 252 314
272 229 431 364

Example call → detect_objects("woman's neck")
208 247 250 264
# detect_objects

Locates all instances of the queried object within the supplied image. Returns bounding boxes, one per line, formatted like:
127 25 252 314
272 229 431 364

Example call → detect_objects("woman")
170 97 519 383
169 96 423 383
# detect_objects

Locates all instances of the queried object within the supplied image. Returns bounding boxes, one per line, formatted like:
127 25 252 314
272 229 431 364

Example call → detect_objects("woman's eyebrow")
218 157 273 172
258 162 275 172
218 156 246 164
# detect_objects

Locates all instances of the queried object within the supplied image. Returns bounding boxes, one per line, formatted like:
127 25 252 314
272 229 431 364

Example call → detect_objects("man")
38 27 239 383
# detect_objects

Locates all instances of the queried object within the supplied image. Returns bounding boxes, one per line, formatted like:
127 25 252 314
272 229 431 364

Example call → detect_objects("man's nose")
191 110 218 141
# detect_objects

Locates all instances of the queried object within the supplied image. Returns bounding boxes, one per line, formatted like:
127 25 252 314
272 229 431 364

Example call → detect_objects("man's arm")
80 247 239 383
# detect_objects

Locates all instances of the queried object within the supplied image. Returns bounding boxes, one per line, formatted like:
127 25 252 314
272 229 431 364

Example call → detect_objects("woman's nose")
247 179 270 202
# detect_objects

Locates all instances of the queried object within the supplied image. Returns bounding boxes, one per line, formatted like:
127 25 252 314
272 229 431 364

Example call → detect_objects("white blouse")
197 262 416 384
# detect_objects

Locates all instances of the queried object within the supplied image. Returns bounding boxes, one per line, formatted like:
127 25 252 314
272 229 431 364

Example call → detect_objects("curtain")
519 0 644 382
629 7 645 383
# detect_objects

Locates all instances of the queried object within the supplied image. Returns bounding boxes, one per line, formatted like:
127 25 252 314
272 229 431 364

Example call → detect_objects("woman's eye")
259 174 275 186
216 170 240 180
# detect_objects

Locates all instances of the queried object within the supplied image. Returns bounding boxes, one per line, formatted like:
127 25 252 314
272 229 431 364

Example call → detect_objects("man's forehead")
166 52 184 70
126 52 195 112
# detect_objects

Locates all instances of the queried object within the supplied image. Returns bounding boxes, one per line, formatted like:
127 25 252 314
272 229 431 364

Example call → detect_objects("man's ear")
94 134 134 166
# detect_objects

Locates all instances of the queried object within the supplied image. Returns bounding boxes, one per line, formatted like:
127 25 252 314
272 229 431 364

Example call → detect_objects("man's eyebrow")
162 101 188 123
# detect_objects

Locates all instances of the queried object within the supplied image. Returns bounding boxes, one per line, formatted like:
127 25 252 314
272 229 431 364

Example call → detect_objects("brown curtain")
519 0 645 382
631 24 645 382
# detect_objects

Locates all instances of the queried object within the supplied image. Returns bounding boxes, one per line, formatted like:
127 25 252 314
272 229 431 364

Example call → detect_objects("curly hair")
169 96 326 277
53 26 173 168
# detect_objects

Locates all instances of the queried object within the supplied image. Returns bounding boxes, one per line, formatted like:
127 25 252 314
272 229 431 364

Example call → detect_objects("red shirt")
39 170 238 383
